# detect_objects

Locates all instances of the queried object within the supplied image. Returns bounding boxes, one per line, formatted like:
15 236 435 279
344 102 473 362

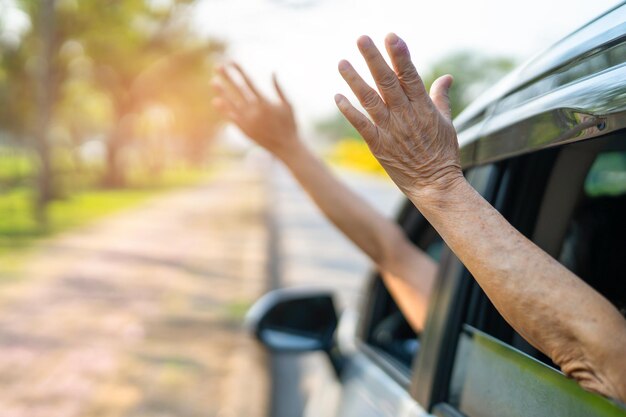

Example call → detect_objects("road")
0 163 268 417
0 156 402 417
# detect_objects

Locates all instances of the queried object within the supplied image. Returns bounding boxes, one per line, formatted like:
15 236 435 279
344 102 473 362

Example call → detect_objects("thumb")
429 74 454 121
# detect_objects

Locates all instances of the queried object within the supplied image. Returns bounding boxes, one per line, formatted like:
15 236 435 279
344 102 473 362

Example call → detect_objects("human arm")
335 33 626 401
211 64 437 331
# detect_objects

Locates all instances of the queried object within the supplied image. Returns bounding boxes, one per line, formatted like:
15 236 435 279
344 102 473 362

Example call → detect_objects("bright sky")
1 0 621 137
192 0 622 134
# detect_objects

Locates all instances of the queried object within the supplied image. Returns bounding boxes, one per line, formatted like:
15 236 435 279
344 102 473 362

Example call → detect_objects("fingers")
384 33 428 103
338 60 388 125
216 66 248 106
211 80 240 110
357 35 408 109
429 74 454 121
272 74 290 105
334 94 378 143
212 96 242 124
232 63 262 100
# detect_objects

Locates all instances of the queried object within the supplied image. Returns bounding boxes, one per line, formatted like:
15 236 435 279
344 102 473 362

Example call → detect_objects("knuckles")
398 67 420 83
362 89 382 109
377 72 400 90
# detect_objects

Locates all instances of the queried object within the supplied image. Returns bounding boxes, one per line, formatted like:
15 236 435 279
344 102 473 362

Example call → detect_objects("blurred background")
0 0 620 416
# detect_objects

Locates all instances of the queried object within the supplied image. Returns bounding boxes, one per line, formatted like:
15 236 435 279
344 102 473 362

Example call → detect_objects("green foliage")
0 162 213 262
315 112 361 143
0 0 225 186
0 0 225 233
422 51 516 118
585 151 626 197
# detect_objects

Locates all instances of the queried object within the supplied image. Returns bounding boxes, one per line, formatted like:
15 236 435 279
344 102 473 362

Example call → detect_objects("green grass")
223 300 253 323
0 166 214 274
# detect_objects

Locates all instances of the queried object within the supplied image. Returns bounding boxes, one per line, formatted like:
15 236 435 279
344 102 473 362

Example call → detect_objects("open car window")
361 204 445 373
359 164 499 375
443 132 626 417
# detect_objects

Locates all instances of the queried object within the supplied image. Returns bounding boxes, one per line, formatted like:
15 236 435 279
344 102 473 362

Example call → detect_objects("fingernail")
338 60 350 72
357 35 373 49
334 94 345 105
390 34 408 54
387 32 400 45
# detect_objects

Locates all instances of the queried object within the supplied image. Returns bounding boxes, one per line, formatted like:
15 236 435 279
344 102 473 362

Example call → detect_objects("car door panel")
334 352 432 417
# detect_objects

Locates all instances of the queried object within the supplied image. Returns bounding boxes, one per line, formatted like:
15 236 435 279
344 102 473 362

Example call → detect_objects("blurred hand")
212 63 301 159
335 33 464 204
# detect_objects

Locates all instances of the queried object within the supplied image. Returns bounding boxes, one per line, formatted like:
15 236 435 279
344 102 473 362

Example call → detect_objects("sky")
192 0 622 135
1 0 622 137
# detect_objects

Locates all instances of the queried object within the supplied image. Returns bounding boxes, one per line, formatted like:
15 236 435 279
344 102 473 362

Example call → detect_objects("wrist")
406 174 472 215
275 139 311 166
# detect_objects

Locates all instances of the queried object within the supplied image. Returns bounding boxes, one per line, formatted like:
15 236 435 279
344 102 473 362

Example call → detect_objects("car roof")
455 2 626 166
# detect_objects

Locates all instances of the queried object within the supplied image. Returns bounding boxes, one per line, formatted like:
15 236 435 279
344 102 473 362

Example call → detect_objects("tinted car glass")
560 148 626 317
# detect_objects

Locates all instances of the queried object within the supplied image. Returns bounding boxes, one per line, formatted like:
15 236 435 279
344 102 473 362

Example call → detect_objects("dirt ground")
0 163 269 417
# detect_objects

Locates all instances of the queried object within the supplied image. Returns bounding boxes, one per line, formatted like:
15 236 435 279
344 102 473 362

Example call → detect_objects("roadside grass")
0 166 214 277
223 300 254 323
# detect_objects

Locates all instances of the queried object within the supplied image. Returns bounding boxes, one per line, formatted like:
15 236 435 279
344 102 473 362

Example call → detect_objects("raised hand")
335 33 464 205
212 63 301 160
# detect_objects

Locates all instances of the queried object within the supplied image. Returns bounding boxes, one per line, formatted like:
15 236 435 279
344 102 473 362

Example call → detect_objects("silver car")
248 3 626 416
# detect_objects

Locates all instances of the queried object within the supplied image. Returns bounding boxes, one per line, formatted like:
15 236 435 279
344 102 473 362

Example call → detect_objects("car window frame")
355 203 439 388
410 163 502 408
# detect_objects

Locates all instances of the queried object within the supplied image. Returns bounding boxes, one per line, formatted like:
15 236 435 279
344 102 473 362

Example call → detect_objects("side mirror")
246 288 343 375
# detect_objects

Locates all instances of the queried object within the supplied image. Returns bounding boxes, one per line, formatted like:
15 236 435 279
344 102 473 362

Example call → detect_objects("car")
246 3 626 417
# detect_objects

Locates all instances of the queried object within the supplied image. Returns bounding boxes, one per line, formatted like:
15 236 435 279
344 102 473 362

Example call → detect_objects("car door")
427 133 626 417
313 165 500 417
328 215 442 417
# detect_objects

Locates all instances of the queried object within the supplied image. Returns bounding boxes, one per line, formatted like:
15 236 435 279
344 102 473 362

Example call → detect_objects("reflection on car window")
584 151 626 197
562 149 626 317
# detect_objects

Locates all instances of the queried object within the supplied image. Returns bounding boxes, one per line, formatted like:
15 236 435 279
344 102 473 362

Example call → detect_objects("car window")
360 165 498 374
361 204 445 372
559 148 626 317
440 133 626 417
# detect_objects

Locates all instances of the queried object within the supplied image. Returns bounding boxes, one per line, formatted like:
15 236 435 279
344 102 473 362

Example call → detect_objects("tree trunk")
33 0 56 226
103 133 125 188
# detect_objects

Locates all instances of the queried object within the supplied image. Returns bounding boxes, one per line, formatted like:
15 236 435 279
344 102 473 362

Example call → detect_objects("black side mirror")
246 288 343 375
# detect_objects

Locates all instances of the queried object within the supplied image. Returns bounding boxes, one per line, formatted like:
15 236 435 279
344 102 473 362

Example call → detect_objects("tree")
66 1 223 186
0 0 62 224
33 0 56 222
422 51 516 119
2 0 224 195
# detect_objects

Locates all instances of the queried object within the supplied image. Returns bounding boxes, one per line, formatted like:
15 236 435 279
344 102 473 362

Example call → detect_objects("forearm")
411 179 626 397
280 142 407 271
279 142 436 331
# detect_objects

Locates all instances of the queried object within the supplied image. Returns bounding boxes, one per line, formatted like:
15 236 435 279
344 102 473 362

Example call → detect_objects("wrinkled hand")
335 34 464 204
212 63 300 159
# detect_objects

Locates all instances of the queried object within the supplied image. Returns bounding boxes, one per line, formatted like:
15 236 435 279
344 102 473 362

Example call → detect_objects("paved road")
273 161 403 306
0 155 403 417
0 163 268 417
268 160 403 417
